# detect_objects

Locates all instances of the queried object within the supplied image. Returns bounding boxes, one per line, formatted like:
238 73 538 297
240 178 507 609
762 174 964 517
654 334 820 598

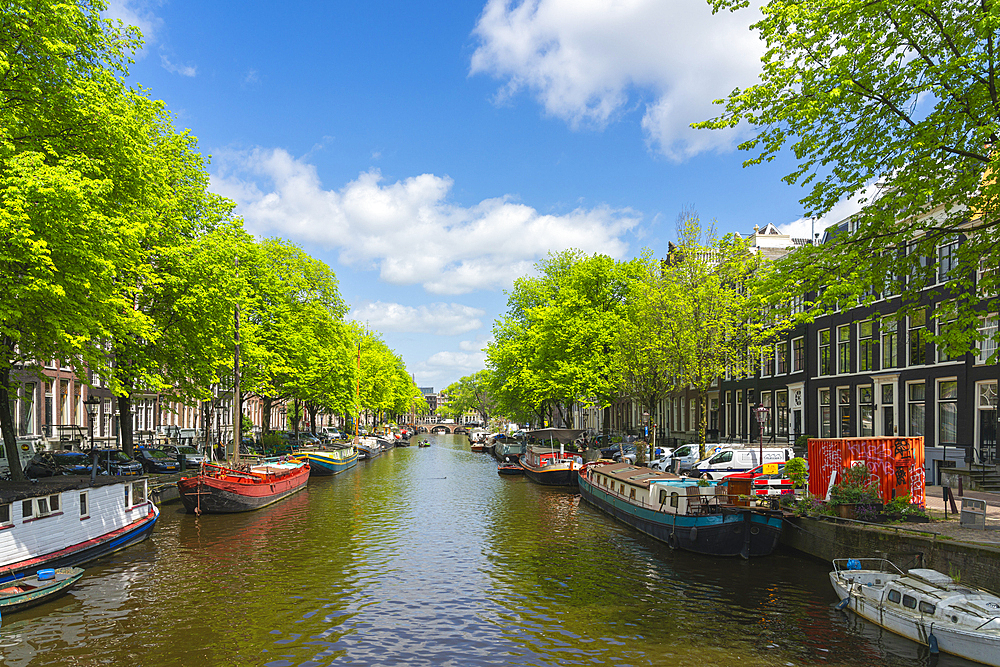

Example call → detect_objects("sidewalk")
920 485 1000 545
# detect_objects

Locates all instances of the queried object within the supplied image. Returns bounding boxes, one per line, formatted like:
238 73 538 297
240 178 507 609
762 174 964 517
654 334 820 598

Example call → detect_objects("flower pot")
836 504 857 519
904 514 930 523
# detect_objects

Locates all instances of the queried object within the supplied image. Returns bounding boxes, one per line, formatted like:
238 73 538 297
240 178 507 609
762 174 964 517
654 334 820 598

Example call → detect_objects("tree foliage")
441 370 496 424
699 0 1000 355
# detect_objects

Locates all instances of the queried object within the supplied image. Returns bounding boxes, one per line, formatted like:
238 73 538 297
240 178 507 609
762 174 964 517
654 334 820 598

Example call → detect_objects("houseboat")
0 476 159 584
177 458 310 514
578 461 783 558
294 444 358 476
518 428 584 487
830 558 1000 666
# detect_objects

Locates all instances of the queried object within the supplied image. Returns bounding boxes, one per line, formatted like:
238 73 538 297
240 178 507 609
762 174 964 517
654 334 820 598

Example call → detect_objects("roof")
526 428 584 444
590 462 680 489
0 476 137 504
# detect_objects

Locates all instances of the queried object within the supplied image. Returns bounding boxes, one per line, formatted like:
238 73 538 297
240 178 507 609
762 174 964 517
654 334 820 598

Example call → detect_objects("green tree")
699 0 1000 354
0 1 154 478
648 213 763 459
441 370 497 425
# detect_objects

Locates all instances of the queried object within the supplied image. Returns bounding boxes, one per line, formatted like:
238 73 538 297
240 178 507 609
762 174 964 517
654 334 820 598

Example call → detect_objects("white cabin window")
79 491 89 519
21 499 33 520
902 594 917 609
124 484 131 508
132 481 147 505
887 589 901 604
0 503 10 527
49 494 59 512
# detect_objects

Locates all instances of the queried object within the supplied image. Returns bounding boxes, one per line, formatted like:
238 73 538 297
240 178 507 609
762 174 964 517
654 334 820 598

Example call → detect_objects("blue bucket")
37 568 55 580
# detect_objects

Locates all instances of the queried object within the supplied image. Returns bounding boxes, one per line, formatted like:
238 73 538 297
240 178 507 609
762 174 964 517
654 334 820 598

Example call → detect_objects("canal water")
0 435 974 666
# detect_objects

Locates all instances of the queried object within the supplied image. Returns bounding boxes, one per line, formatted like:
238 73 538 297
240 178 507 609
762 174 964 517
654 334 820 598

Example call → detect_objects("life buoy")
668 532 679 549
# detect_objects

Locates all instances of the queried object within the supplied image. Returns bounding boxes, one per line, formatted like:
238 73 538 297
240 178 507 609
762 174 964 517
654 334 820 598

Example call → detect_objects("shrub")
785 457 808 489
829 463 881 506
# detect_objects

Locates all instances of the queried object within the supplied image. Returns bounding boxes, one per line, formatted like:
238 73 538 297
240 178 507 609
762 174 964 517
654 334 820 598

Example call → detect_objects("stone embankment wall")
781 516 1000 593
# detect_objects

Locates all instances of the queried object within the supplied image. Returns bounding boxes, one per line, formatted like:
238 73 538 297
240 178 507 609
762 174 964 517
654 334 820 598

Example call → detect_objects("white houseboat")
0 476 159 584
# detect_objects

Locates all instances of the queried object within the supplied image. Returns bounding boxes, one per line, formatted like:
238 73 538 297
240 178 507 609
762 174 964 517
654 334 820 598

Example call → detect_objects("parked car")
25 450 92 477
92 449 143 476
161 444 208 467
723 461 797 496
648 449 676 471
611 444 638 463
134 448 181 474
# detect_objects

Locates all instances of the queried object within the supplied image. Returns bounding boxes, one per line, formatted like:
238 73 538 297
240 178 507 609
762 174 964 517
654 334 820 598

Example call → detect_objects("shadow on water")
0 433 981 666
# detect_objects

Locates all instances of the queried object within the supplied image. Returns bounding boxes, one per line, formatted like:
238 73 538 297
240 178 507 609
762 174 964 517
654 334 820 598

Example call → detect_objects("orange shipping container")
807 437 925 507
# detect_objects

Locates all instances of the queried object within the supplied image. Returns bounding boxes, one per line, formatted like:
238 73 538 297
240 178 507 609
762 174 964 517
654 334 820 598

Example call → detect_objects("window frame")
837 324 851 374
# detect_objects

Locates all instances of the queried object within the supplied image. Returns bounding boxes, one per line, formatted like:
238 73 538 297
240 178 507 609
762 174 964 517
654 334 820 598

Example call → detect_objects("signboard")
807 437 925 506
762 463 779 475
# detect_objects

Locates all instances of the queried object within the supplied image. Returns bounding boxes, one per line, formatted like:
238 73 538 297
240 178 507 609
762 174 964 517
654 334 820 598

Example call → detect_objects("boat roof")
590 462 681 489
907 569 955 587
0 475 139 503
526 428 583 444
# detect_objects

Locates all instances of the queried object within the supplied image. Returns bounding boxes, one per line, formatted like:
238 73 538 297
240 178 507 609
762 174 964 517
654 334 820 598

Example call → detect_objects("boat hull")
0 567 84 613
177 463 310 514
295 450 358 476
578 471 781 557
521 462 577 486
831 574 1000 667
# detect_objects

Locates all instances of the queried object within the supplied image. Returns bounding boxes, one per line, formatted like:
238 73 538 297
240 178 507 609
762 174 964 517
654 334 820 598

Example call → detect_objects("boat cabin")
523 447 582 468
586 462 733 515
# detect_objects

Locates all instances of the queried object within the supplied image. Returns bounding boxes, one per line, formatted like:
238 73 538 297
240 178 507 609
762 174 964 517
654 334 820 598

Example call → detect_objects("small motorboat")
418 441 431 448
497 463 523 476
830 558 1000 666
0 567 84 617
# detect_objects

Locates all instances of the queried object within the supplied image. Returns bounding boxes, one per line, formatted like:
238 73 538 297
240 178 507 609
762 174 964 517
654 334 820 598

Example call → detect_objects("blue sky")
110 0 853 389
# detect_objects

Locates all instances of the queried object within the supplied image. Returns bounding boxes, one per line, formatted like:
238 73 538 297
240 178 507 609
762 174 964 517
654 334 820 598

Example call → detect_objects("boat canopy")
526 428 584 444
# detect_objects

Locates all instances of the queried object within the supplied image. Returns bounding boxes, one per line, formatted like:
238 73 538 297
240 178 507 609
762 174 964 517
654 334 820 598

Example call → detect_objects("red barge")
177 459 310 514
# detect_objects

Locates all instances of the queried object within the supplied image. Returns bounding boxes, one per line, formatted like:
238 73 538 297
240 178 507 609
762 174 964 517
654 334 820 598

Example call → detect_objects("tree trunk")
292 398 300 439
262 396 273 433
602 404 610 441
307 402 318 435
0 364 26 482
119 392 135 455
698 391 707 462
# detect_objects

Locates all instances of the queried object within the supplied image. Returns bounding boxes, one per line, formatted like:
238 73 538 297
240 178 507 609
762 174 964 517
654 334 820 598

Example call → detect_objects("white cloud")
160 53 197 77
777 184 880 241
470 0 764 160
211 147 640 294
349 301 485 336
104 0 162 44
411 349 488 387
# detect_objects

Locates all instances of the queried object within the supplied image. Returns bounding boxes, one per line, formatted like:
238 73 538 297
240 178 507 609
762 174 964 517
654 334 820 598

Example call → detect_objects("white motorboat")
830 558 1000 666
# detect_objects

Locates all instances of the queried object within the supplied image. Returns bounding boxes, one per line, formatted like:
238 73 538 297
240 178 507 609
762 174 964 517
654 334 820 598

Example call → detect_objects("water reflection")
0 434 981 666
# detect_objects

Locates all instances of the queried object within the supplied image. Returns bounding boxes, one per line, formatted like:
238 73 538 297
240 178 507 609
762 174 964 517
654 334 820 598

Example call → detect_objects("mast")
354 339 361 443
233 251 241 464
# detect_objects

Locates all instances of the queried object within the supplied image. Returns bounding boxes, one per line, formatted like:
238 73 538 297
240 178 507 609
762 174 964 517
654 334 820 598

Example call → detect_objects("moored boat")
830 558 1000 666
0 476 159 583
0 567 84 615
293 445 358 475
177 459 310 514
497 463 523 476
519 446 583 486
578 461 782 558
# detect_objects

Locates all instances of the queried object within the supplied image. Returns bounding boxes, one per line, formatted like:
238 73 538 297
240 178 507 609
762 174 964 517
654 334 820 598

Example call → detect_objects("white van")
656 443 728 475
691 447 794 480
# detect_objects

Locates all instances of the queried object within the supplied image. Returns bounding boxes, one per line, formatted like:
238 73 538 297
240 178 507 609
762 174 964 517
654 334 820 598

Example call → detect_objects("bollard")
178 451 186 472
958 476 964 497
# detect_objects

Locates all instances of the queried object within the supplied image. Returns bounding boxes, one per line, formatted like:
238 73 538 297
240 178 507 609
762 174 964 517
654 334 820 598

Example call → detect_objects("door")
979 381 998 465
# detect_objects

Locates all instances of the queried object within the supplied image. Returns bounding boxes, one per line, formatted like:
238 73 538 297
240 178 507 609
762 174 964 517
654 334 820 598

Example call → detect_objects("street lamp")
642 411 651 462
755 403 770 466
83 395 100 448
83 395 100 484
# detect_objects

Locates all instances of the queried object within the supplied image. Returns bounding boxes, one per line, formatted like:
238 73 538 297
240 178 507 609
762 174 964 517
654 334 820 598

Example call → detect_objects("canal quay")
0 435 976 667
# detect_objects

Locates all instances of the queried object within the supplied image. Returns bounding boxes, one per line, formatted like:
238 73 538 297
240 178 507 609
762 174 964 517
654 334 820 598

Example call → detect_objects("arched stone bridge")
414 422 470 435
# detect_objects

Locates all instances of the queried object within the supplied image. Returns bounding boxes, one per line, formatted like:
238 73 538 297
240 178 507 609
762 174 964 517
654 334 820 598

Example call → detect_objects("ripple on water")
0 436 980 667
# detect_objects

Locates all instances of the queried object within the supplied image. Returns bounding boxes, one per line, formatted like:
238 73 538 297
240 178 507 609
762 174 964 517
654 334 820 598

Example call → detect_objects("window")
124 484 131 508
819 389 832 438
670 492 679 507
887 589 902 604
689 399 696 432
777 341 789 375
838 387 851 437
902 594 917 610
762 344 775 377
938 234 959 283
819 329 831 375
761 391 773 436
21 500 32 520
977 314 998 365
0 503 10 527
908 309 926 365
919 601 937 615
938 380 958 445
79 491 89 519
132 481 147 505
859 385 874 437
711 451 734 464
837 325 851 374
882 319 898 368
908 383 925 437
776 390 788 436
858 321 874 372
792 337 805 373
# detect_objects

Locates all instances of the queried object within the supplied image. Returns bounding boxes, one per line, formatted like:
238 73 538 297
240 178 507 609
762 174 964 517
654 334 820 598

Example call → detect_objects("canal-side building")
656 217 998 485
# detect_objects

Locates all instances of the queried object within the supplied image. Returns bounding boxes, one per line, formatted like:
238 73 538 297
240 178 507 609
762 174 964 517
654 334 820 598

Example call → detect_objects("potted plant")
829 463 882 519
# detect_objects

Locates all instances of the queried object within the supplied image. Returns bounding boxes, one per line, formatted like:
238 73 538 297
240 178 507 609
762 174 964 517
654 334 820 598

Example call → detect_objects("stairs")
964 464 1000 493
